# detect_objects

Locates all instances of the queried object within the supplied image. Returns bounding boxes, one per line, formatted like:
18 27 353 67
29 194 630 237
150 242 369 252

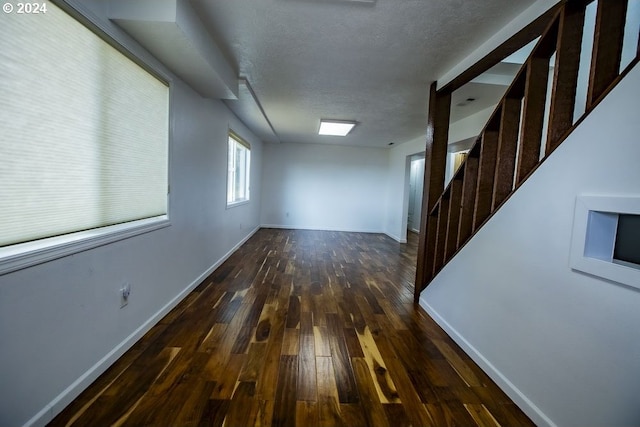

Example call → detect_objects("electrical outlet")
120 282 131 308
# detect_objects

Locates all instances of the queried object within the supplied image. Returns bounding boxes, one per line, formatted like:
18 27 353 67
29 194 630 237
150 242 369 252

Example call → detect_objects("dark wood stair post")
415 82 450 301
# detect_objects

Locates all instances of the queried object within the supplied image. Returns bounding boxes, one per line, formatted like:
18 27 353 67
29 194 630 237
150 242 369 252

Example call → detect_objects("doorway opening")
407 153 425 234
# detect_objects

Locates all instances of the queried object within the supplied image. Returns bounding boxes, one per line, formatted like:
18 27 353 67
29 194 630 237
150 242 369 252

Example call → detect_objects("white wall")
260 142 388 234
259 136 431 243
449 105 495 144
421 63 640 427
0 3 263 427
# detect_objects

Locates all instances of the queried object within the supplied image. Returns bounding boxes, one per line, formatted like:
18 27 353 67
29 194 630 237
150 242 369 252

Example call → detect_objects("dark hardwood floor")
49 228 534 427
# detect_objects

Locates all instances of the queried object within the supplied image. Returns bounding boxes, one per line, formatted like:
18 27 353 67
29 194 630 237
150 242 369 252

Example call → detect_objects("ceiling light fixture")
318 119 356 136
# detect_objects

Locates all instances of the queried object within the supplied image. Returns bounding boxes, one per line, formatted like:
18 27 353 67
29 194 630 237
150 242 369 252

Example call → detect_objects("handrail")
416 0 639 299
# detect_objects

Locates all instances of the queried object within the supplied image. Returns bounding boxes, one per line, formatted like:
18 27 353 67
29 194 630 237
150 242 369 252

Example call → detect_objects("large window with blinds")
0 2 170 273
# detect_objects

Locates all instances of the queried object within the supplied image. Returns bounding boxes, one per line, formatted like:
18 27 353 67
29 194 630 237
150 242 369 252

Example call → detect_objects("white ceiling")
450 61 522 123
188 0 537 147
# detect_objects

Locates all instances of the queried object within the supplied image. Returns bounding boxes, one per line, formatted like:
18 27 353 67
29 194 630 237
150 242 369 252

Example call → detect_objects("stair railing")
416 0 640 299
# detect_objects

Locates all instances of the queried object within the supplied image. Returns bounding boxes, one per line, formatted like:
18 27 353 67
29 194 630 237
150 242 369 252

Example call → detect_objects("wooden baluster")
492 75 525 210
458 143 480 247
445 175 464 261
516 19 558 185
434 193 450 275
473 118 500 231
426 207 439 281
546 2 587 154
587 0 628 108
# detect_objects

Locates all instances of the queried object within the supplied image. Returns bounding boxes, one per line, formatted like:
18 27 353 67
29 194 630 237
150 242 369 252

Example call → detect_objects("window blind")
0 2 169 248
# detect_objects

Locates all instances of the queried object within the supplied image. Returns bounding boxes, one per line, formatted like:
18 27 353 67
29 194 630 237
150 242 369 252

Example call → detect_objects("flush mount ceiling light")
318 120 356 136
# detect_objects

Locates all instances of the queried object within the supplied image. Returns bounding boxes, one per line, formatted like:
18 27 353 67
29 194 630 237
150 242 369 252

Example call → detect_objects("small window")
227 132 251 206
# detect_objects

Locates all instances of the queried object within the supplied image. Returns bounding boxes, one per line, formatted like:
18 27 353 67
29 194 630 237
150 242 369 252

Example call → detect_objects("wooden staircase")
415 0 639 299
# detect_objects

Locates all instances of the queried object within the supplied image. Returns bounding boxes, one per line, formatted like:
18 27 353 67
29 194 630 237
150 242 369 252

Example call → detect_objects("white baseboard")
419 297 557 427
261 224 383 234
261 224 408 243
25 226 260 427
384 232 407 243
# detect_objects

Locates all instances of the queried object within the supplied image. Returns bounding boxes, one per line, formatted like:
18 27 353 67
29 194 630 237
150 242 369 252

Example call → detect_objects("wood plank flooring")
49 229 534 427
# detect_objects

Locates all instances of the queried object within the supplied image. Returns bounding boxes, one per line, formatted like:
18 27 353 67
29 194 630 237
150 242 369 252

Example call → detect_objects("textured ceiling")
190 0 537 147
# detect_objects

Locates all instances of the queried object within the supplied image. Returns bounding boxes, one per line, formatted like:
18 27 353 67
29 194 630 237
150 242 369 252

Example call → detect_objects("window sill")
226 200 250 209
0 216 170 276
